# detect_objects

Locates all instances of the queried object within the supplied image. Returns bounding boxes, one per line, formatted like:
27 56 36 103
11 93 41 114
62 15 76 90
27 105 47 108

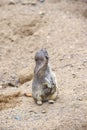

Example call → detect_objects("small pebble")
9 0 16 5
78 97 83 101
39 0 45 3
72 74 76 78
42 110 46 113
0 85 2 89
24 93 32 97
14 116 21 121
39 11 45 16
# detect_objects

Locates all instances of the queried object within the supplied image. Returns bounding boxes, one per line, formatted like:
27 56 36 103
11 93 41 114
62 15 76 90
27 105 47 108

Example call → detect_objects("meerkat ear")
44 50 49 60
45 53 49 60
41 48 49 60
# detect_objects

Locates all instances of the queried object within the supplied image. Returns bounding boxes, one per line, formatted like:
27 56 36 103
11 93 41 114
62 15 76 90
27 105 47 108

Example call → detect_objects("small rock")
0 85 2 89
29 110 36 113
9 0 16 5
21 0 37 5
78 97 83 101
39 0 45 3
39 11 45 16
72 74 77 78
14 116 21 121
42 110 46 113
24 93 32 97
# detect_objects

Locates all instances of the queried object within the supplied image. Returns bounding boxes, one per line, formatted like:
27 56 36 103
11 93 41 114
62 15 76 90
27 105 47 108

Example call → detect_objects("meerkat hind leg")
36 95 43 105
48 91 58 104
36 100 43 105
48 100 55 104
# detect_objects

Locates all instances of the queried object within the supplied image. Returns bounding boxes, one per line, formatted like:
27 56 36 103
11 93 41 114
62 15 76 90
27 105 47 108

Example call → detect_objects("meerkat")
32 49 58 105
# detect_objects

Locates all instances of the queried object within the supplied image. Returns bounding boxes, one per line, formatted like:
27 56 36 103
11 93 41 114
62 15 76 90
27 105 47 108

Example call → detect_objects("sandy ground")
0 0 87 130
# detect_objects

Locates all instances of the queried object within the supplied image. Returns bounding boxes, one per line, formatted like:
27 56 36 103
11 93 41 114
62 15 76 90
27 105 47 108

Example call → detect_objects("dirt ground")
0 0 87 130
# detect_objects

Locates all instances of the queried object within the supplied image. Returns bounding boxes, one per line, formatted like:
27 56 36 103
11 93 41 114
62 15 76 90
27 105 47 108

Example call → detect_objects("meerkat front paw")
43 82 51 88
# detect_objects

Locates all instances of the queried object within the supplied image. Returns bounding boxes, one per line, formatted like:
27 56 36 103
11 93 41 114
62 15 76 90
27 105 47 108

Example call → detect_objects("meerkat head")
34 49 49 74
35 48 49 65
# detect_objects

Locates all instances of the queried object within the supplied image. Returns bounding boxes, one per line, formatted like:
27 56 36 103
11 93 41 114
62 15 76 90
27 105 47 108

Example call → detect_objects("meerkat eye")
35 58 38 61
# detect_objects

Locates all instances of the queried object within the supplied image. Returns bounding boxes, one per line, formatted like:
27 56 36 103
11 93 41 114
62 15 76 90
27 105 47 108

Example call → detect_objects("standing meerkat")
32 49 58 105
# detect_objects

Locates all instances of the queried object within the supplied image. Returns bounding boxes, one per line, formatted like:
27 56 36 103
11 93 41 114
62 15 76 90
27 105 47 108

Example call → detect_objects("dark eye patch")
35 58 38 61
